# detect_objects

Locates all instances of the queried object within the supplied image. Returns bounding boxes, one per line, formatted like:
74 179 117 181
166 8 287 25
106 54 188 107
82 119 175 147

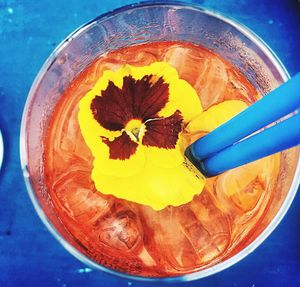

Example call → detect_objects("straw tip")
184 146 210 177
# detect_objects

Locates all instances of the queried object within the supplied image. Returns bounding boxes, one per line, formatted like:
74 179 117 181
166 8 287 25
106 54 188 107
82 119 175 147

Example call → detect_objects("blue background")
1 0 300 286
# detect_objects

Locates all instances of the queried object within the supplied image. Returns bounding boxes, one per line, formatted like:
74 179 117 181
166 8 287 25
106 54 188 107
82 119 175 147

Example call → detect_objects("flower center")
125 119 146 143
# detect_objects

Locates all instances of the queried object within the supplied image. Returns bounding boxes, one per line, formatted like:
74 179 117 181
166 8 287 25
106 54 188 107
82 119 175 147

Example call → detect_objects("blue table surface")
1 0 300 286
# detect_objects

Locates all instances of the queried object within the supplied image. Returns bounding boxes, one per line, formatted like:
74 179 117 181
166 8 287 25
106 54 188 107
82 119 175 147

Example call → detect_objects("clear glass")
20 1 300 282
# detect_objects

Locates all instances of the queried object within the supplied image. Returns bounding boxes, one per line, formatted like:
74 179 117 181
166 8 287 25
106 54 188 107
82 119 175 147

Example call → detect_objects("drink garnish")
78 62 246 210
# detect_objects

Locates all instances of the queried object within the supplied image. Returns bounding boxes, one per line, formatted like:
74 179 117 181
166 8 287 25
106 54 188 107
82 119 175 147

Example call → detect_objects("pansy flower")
78 62 247 210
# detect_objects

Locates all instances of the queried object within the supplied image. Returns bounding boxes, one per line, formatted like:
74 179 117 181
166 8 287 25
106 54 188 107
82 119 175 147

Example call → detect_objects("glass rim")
20 1 300 282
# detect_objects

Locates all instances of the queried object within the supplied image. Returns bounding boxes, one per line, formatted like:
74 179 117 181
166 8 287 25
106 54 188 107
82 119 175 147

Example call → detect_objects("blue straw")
186 73 300 177
198 112 300 177
190 73 300 160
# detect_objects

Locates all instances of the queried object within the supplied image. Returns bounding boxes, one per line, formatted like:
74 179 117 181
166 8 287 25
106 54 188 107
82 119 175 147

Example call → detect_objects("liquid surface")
44 41 280 277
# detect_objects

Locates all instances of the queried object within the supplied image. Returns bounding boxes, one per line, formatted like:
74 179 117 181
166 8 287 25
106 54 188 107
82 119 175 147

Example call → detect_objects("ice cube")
97 209 142 251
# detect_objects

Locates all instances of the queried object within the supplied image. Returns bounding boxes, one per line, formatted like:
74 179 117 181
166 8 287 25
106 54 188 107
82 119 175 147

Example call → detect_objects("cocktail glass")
20 2 300 282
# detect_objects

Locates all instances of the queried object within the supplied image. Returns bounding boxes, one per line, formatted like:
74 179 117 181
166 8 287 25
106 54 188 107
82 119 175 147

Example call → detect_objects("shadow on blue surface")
0 0 300 286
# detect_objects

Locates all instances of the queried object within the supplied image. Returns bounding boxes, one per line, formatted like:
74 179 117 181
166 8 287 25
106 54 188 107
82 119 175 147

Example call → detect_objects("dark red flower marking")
102 132 138 160
91 75 169 131
142 111 183 149
91 74 183 160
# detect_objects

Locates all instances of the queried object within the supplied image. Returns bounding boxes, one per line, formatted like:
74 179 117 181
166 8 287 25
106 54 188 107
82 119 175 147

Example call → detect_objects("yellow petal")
78 62 205 208
78 111 146 177
78 90 121 140
145 135 187 168
92 144 146 178
127 62 202 123
159 77 203 122
92 159 206 210
78 64 149 178
93 65 132 90
78 66 133 140
186 100 248 133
